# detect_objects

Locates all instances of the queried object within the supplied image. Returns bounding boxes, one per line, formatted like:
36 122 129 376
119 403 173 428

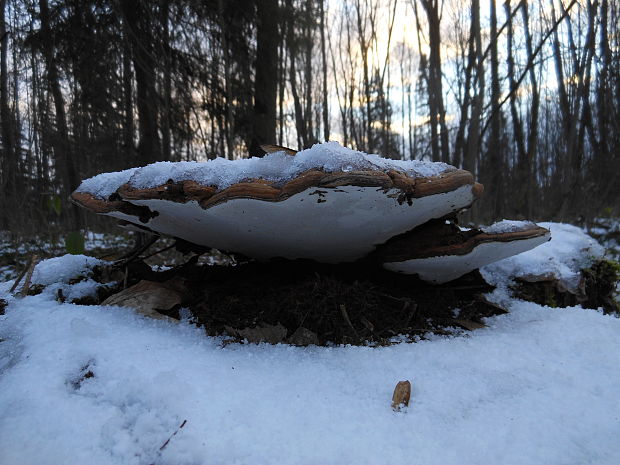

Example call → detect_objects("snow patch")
0 293 619 465
481 219 537 234
77 142 453 199
31 254 104 286
75 167 139 200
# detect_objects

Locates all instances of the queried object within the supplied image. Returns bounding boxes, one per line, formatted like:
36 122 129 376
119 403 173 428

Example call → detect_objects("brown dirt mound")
175 259 504 345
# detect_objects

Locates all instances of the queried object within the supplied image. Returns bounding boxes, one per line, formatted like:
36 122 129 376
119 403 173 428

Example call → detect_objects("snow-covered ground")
0 223 619 465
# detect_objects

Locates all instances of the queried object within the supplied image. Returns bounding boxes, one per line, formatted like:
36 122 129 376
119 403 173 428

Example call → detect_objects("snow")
0 293 619 465
31 254 103 286
480 219 537 234
0 254 109 302
0 225 618 465
481 222 605 292
76 167 139 200
77 142 453 199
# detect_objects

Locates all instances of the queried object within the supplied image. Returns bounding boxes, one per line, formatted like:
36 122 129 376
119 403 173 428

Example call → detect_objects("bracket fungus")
72 142 548 283
375 219 550 283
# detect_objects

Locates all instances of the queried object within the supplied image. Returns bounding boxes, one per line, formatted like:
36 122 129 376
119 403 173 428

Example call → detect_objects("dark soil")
177 259 504 345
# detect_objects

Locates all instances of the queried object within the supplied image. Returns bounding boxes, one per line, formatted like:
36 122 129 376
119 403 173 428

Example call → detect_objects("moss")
582 258 620 314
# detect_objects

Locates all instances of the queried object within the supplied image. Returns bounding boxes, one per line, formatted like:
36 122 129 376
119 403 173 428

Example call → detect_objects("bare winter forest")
0 0 619 234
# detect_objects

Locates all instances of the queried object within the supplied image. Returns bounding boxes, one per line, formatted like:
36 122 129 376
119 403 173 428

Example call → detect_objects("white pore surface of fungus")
383 233 550 284
76 142 453 199
112 184 477 262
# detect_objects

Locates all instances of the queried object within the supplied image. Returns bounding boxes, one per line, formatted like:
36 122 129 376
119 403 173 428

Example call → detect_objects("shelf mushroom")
375 219 551 283
71 142 483 263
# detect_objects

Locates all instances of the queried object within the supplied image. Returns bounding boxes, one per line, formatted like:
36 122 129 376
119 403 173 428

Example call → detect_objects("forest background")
0 0 618 235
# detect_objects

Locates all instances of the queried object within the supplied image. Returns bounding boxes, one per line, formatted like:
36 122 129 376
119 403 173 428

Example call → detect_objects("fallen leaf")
102 279 186 322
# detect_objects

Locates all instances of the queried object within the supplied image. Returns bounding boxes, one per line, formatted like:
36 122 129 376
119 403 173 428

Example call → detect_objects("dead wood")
18 254 38 296
9 254 35 293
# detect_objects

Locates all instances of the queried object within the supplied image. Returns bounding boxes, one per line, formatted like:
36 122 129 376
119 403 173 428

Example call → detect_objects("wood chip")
391 380 411 411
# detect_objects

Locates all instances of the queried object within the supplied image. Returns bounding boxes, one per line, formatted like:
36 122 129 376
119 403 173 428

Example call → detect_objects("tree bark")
39 0 80 228
0 0 15 213
121 0 161 165
161 0 172 161
249 0 279 156
319 0 329 141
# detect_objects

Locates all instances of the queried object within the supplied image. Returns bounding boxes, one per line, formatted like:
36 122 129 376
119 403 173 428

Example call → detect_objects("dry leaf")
102 279 186 322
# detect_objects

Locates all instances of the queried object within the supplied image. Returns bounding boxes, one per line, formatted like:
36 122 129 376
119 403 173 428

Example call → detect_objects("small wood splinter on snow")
391 380 411 411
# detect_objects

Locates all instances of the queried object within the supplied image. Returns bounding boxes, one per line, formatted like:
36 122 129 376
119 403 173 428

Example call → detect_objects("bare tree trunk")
486 0 503 219
319 0 329 141
161 0 172 161
122 0 161 165
522 0 539 218
217 0 235 159
121 12 134 166
354 0 372 152
418 0 449 163
0 0 16 217
286 0 308 149
250 0 279 156
505 0 527 217
39 0 80 229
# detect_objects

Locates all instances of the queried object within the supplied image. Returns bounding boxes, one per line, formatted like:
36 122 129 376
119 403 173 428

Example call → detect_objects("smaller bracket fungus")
376 219 551 283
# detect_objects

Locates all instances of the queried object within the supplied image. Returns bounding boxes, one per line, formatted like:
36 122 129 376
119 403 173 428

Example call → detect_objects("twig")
339 304 359 339
141 242 177 261
19 255 39 297
123 266 129 290
403 301 418 328
115 235 159 268
159 419 187 452
9 255 35 293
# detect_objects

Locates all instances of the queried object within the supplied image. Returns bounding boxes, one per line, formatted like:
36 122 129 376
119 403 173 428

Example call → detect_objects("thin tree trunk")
522 0 539 218
122 0 161 165
161 0 171 161
319 0 329 141
122 12 134 166
39 0 80 229
250 0 279 156
0 0 15 214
